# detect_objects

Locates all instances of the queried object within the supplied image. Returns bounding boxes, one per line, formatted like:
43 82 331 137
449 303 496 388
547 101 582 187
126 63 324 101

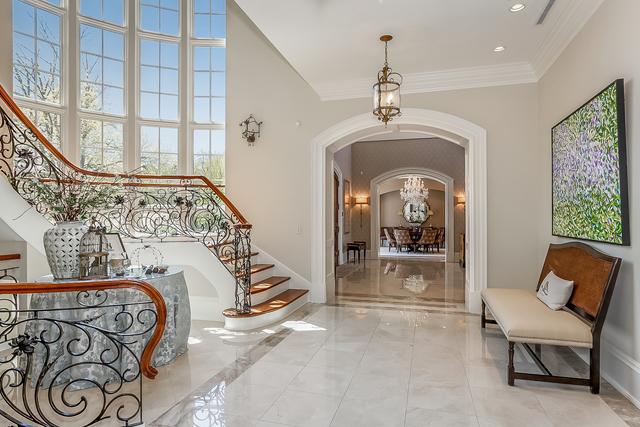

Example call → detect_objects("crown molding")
314 62 538 101
531 0 606 79
311 0 605 101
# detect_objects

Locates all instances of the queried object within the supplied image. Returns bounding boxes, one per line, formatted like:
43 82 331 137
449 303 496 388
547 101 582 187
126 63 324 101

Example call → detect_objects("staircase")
216 245 309 330
0 84 308 331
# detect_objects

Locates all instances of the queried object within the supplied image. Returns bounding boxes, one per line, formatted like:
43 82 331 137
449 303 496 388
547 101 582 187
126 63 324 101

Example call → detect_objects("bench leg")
508 341 515 386
590 343 600 394
481 300 486 329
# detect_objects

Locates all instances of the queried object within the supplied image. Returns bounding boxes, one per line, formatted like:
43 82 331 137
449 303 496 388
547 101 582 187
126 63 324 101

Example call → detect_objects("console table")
26 267 191 388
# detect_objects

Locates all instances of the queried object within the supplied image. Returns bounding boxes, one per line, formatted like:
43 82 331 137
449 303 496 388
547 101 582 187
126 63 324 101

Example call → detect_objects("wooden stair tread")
223 289 309 318
251 276 290 294
235 263 274 278
220 251 259 263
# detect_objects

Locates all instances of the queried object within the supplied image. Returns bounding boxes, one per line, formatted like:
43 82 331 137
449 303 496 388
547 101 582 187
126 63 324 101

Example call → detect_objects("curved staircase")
0 84 308 331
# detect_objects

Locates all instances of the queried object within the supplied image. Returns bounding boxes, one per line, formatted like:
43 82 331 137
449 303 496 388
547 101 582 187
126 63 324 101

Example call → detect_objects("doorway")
311 108 488 314
333 172 340 281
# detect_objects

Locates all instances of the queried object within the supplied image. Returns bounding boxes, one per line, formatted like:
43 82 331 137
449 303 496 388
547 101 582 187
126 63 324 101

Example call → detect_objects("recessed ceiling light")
510 3 526 12
494 46 505 52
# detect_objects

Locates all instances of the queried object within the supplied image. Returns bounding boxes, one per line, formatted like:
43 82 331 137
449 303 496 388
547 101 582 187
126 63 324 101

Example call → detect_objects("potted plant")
27 174 120 279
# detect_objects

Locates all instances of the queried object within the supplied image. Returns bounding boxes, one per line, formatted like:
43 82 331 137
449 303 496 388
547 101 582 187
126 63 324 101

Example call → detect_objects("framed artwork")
343 179 351 234
105 233 128 258
552 79 629 245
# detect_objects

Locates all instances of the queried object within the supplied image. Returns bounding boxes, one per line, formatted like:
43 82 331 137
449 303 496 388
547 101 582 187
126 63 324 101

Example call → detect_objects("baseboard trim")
573 338 640 409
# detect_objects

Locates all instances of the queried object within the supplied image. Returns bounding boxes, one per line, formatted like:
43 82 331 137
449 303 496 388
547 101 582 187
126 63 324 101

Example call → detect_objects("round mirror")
403 201 429 225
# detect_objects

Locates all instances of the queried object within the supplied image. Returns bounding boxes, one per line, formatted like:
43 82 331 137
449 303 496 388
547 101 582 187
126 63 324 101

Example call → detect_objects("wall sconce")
239 114 263 146
455 194 466 206
352 195 370 227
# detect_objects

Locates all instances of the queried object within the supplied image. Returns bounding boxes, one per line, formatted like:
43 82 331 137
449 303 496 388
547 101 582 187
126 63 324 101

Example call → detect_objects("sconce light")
239 114 263 146
352 195 370 227
455 194 466 206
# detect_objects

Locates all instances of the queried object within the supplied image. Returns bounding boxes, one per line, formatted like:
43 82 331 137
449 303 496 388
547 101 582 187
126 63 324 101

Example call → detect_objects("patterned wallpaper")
340 137 466 252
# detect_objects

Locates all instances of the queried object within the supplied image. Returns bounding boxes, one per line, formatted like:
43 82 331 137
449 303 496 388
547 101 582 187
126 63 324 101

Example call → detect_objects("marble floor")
145 304 639 427
335 258 465 311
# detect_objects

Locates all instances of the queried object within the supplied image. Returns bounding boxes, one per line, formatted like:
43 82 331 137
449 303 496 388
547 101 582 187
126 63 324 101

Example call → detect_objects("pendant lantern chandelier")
400 176 429 204
373 35 403 125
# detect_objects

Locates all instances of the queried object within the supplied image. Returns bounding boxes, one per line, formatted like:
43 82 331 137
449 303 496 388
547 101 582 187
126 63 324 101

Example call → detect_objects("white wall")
537 0 640 406
333 145 352 258
227 1 541 293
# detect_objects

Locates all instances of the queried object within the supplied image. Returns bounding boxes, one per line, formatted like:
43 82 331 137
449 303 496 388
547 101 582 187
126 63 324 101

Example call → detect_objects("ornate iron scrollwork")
0 288 159 426
0 101 252 314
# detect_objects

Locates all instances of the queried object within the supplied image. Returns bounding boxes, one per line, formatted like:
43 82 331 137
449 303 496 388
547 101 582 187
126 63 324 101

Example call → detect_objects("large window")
191 0 225 185
11 0 227 183
12 0 63 148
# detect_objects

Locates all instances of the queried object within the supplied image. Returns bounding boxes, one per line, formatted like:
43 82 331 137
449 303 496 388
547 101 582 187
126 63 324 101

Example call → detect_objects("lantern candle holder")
79 222 111 279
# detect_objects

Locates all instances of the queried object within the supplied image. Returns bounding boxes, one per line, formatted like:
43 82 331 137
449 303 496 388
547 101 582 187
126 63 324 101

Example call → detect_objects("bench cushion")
482 288 592 348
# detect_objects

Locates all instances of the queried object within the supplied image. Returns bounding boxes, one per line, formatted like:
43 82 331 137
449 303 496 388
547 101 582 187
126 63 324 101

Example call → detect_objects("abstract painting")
552 79 629 245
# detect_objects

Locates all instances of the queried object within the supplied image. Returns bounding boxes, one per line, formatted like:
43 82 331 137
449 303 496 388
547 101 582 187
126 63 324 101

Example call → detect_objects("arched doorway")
311 108 487 313
370 167 455 262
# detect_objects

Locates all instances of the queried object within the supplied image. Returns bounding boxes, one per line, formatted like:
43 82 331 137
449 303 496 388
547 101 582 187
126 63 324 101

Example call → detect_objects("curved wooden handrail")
0 279 167 380
0 84 247 225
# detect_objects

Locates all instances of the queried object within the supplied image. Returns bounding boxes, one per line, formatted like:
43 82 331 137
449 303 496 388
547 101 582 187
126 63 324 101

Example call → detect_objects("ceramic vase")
43 221 88 279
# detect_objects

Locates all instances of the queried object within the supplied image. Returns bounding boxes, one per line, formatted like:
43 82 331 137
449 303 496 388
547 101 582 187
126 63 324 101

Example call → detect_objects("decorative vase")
43 221 89 279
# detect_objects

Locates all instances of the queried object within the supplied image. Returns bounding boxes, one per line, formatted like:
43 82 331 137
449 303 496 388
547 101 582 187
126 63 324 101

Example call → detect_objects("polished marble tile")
235 360 304 389
344 367 410 401
330 396 407 427
147 302 639 427
471 387 554 427
262 389 341 426
405 408 480 427
407 383 475 416
288 365 354 397
533 387 627 427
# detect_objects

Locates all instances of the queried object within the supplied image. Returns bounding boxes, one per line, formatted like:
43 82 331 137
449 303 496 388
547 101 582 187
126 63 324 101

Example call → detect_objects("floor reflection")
336 258 465 307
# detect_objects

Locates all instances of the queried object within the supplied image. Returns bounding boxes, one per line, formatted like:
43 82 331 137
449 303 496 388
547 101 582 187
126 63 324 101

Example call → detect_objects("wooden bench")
481 242 621 394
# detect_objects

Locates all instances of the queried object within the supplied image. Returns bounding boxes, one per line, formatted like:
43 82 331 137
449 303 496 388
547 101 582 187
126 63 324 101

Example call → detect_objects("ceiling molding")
315 62 538 101
310 0 604 101
531 0 606 78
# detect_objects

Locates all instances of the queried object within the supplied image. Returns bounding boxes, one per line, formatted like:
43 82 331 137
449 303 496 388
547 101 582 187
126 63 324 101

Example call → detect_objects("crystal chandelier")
372 35 402 125
400 176 429 203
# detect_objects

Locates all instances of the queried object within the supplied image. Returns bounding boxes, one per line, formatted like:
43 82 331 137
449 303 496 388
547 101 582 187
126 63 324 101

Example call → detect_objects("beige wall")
380 189 445 229
537 0 640 404
227 1 541 291
0 2 11 90
347 138 464 251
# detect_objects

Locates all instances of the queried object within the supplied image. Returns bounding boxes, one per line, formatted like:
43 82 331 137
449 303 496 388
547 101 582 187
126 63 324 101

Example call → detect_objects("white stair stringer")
224 291 309 331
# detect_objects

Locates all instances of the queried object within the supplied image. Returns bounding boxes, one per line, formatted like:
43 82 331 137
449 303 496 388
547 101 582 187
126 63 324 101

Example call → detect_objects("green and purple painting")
552 80 629 245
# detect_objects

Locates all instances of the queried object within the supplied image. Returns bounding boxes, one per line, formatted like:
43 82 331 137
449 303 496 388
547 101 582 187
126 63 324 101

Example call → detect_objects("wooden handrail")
0 279 167 380
0 254 20 262
0 84 247 225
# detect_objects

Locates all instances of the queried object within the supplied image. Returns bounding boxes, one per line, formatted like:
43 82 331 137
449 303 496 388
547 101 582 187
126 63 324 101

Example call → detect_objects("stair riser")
224 296 309 331
248 267 274 284
251 280 290 305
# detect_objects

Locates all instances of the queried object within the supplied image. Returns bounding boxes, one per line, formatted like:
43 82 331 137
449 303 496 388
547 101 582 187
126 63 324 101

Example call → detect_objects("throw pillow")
537 271 574 310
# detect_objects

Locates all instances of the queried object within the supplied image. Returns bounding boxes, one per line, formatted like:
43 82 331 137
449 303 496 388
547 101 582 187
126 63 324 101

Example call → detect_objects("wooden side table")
353 241 366 260
347 241 367 263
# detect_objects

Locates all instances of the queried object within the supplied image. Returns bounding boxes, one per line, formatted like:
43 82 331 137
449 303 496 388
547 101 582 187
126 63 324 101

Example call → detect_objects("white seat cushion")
482 288 592 348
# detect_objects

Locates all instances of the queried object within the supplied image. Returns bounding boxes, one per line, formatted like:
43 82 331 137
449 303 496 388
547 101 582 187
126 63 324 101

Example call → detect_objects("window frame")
11 0 226 183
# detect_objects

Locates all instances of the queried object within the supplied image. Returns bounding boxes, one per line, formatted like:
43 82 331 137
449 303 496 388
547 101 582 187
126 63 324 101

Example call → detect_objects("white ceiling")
234 0 605 100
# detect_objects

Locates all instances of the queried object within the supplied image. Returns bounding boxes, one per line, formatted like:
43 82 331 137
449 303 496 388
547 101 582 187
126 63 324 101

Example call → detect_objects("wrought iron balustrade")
0 84 252 314
0 279 167 426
